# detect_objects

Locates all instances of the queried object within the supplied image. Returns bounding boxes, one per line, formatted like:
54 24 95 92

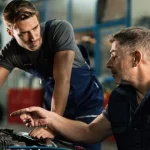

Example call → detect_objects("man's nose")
106 58 113 68
29 31 36 41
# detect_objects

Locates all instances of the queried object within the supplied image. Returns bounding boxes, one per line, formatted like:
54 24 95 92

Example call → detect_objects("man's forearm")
47 112 94 143
51 82 70 116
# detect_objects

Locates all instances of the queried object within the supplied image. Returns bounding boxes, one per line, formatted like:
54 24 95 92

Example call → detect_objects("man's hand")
10 106 50 127
29 127 55 139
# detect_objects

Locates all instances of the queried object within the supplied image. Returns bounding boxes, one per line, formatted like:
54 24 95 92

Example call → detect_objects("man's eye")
19 32 27 36
22 32 28 35
33 25 39 31
34 26 38 30
111 55 117 59
113 56 117 60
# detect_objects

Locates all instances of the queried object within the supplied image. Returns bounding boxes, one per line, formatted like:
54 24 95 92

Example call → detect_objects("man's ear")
133 51 142 67
7 28 13 37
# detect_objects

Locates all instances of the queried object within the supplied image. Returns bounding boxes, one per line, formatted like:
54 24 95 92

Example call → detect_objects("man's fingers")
10 108 31 116
20 114 31 123
20 113 29 119
29 127 55 139
10 106 41 117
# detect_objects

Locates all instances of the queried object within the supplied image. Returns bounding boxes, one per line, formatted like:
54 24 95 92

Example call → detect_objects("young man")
1 0 103 149
11 26 150 150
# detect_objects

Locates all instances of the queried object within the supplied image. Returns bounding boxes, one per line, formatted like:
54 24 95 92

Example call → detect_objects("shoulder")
0 38 19 71
110 84 135 98
49 20 74 33
108 84 136 114
108 84 136 110
51 20 73 28
40 19 72 29
41 20 74 38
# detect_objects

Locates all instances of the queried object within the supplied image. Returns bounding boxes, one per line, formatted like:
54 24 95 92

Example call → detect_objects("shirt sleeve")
0 40 16 72
50 20 78 53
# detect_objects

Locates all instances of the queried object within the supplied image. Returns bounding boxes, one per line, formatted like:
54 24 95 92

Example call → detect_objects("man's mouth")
111 71 117 77
30 39 39 46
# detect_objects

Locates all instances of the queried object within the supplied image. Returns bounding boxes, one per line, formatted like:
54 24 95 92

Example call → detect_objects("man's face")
10 15 42 51
106 41 133 85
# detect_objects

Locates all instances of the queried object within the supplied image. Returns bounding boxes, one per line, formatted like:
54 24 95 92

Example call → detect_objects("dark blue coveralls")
19 20 104 150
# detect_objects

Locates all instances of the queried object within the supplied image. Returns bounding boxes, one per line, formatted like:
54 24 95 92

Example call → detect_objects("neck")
136 92 144 104
129 80 150 104
136 83 150 104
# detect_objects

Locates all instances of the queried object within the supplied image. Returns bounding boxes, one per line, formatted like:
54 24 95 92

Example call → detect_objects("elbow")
63 75 71 84
56 77 70 86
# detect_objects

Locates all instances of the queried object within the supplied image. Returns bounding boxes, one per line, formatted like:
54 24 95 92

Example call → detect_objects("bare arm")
10 107 112 143
51 50 75 115
47 112 112 143
0 67 10 87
